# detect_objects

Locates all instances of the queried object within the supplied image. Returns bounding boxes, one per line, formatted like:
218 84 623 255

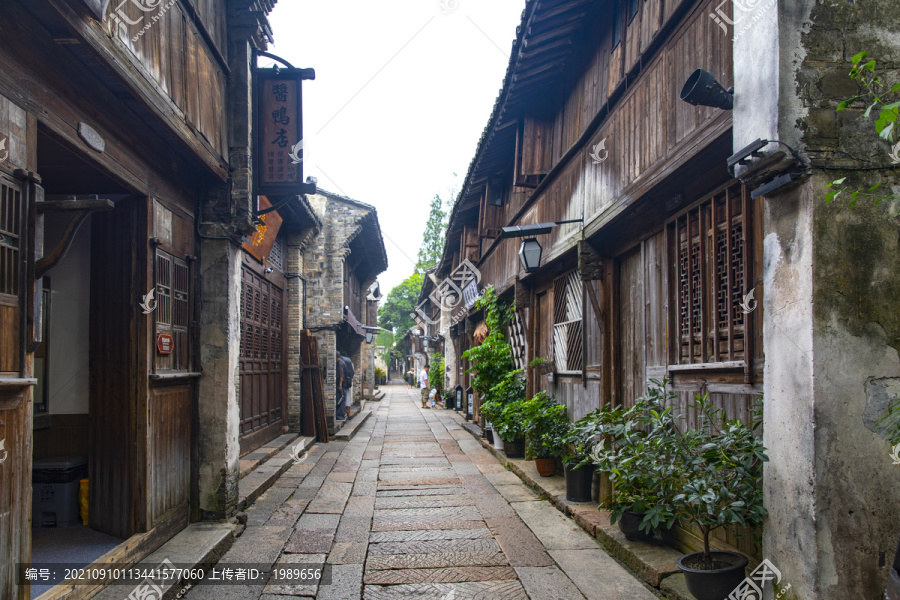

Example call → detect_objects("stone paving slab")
511 500 603 550
363 566 517 585
365 550 509 570
369 528 493 543
370 519 488 532
373 505 482 522
363 581 529 600
514 566 587 600
494 484 540 503
549 549 659 600
317 564 364 600
374 494 474 509
284 528 335 554
368 538 501 555
376 487 468 497
485 515 555 567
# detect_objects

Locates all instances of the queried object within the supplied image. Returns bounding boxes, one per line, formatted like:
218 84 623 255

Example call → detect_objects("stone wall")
304 192 385 433
735 1 900 597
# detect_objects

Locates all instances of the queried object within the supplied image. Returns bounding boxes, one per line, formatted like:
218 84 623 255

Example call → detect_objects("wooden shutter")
552 271 584 372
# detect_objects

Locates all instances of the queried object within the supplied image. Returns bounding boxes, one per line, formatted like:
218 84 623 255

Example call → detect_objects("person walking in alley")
335 350 346 421
340 353 355 409
419 364 430 408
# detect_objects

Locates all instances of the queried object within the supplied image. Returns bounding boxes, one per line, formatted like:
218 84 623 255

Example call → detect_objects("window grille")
268 231 285 272
552 271 583 372
672 183 750 363
0 179 22 297
508 310 528 371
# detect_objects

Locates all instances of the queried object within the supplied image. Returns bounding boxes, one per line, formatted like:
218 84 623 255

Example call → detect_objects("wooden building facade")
436 0 763 559
0 0 281 597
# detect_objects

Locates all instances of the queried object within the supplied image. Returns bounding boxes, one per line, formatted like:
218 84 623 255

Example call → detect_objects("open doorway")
30 128 133 597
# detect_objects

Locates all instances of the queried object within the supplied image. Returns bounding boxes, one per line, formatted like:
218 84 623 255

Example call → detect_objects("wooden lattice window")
155 249 190 370
508 310 527 371
0 178 22 298
671 184 751 364
552 271 583 372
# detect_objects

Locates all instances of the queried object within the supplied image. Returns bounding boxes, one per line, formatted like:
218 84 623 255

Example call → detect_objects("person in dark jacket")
335 350 346 421
340 353 354 412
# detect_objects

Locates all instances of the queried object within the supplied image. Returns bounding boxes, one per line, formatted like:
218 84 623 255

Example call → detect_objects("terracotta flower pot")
535 458 556 477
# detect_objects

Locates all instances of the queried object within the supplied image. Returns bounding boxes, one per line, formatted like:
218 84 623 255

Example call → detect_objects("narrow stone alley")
186 384 657 600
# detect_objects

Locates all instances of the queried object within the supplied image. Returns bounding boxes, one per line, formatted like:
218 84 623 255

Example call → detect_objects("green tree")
416 193 448 273
377 272 423 340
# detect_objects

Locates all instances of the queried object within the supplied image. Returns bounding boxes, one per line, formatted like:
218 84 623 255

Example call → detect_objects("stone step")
92 522 236 600
333 409 372 441
238 435 315 511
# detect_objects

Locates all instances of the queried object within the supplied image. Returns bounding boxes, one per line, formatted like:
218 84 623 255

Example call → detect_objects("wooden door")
616 247 644 408
239 264 287 453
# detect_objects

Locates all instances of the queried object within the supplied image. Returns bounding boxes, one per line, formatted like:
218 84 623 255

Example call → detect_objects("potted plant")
668 395 769 600
485 369 526 451
561 419 597 502
586 380 678 541
522 392 568 476
496 400 528 458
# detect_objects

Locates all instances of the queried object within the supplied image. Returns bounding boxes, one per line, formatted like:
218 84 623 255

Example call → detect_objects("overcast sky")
265 0 526 298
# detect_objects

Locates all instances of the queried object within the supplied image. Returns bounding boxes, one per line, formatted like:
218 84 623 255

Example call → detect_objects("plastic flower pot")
564 463 594 502
503 439 525 458
617 511 654 542
676 551 748 600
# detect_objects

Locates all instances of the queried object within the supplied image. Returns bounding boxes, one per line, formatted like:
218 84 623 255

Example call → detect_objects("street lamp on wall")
518 238 542 273
500 219 582 275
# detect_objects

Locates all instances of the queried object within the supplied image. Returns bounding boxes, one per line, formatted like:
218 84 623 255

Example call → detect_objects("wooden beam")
36 199 115 213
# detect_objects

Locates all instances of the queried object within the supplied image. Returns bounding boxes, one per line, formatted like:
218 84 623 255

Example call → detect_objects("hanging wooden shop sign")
242 195 284 264
253 67 316 197
156 332 174 355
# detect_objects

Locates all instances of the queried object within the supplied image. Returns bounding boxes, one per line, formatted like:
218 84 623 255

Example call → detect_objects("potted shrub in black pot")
522 391 568 477
670 395 769 600
588 387 680 542
496 400 528 458
561 421 597 502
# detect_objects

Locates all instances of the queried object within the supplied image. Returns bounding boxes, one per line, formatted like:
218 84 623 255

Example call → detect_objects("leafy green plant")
462 287 515 405
668 395 768 569
586 381 679 530
522 392 568 460
429 353 444 392
826 51 900 211
496 400 528 442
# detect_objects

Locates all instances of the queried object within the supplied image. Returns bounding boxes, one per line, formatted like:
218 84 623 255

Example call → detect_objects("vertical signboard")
253 67 315 198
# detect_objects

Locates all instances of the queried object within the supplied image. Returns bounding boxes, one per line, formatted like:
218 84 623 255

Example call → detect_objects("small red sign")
157 333 174 355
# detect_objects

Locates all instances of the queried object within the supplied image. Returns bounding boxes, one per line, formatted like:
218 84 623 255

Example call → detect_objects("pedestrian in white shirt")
419 365 430 408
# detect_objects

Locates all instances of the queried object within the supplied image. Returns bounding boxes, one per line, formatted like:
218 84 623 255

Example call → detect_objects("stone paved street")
187 385 658 600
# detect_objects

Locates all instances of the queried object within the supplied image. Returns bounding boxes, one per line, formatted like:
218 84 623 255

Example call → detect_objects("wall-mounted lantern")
518 238 543 274
500 219 583 275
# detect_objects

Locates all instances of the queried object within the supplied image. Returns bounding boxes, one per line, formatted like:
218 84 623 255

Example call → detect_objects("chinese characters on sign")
254 67 315 197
